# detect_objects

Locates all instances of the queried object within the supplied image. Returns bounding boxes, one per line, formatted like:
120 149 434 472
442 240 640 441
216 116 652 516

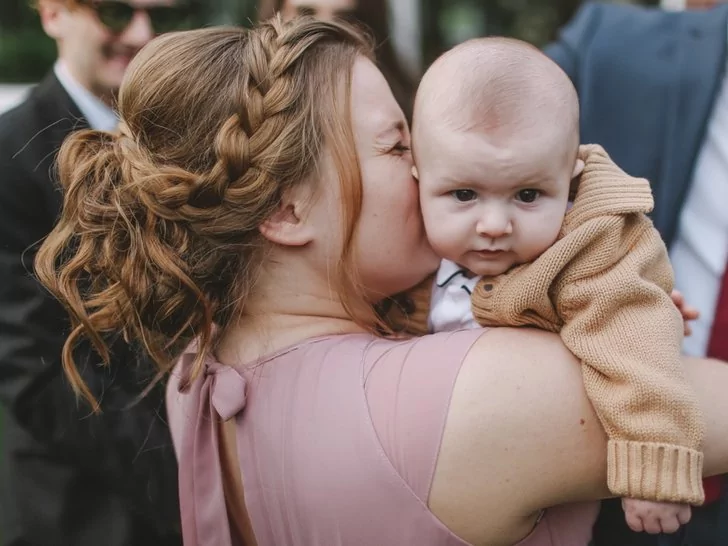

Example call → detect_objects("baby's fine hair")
416 37 580 147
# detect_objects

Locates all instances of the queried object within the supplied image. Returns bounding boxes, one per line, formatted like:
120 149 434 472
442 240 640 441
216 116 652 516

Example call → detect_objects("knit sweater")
391 144 706 504
473 144 705 504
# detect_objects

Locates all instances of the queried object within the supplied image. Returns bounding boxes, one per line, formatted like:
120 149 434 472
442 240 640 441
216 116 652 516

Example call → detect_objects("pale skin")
413 40 583 280
217 57 728 546
413 40 709 537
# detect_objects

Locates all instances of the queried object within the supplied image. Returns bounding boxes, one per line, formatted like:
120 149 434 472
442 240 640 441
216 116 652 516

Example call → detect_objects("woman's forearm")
683 356 728 477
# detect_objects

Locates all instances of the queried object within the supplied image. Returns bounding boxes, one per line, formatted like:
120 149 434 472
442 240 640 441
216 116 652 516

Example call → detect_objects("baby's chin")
434 244 524 277
453 255 516 278
467 263 513 277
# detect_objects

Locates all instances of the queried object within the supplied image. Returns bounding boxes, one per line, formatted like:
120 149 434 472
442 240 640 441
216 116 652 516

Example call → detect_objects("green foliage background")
0 0 657 82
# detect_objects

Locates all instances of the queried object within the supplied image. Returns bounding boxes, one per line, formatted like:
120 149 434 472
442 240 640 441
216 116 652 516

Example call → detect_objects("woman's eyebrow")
375 120 405 140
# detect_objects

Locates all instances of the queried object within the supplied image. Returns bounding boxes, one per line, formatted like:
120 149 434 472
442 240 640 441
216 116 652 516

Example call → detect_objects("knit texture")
469 144 705 504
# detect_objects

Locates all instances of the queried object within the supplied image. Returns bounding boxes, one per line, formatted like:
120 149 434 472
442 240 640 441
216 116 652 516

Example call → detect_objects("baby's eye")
451 189 477 202
516 189 540 203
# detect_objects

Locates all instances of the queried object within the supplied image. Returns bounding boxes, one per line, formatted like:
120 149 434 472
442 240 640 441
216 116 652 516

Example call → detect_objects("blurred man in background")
547 3 728 545
0 1 195 544
260 0 417 119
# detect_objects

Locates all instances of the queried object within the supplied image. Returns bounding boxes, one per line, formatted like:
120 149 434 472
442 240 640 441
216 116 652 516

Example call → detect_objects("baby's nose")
475 208 513 238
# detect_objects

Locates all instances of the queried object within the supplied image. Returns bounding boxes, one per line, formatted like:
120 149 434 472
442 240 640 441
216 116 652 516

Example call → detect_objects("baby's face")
416 128 574 277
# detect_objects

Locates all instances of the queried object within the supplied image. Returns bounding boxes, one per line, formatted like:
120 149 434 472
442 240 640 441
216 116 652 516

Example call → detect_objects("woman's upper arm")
682 356 728 479
428 327 610 543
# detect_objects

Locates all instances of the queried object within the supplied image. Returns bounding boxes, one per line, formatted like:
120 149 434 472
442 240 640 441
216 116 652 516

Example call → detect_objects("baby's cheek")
418 198 440 232
519 226 561 262
428 228 466 262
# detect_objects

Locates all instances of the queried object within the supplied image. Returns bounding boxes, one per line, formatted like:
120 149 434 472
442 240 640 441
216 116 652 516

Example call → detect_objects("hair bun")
35 18 374 410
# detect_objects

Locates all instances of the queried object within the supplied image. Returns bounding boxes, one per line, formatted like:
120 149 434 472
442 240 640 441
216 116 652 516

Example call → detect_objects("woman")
36 17 728 546
260 0 416 120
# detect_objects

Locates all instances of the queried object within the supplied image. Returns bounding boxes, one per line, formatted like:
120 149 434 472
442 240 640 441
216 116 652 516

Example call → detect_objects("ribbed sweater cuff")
607 440 705 505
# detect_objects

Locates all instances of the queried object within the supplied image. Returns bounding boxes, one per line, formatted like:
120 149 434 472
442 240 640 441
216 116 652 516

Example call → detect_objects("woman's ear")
259 186 316 247
411 165 419 181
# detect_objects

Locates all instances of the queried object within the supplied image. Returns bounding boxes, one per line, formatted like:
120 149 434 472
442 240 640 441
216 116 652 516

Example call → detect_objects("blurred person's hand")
671 289 700 336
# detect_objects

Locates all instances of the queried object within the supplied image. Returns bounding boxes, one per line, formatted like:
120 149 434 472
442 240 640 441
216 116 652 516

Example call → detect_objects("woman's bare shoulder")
428 327 610 545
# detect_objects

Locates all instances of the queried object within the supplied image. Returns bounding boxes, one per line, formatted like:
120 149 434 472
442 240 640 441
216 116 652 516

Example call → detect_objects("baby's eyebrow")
514 177 560 189
430 175 471 188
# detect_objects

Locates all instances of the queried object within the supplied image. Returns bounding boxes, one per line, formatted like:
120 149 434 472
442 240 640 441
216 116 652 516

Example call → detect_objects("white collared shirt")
428 259 482 332
669 41 728 357
54 61 118 132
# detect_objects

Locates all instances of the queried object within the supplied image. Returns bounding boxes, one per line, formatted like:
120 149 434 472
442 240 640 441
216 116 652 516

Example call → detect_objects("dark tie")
707 261 728 361
703 261 728 505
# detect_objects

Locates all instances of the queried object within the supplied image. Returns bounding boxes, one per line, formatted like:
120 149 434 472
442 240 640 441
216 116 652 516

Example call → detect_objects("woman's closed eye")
451 189 477 202
516 189 541 203
391 142 411 155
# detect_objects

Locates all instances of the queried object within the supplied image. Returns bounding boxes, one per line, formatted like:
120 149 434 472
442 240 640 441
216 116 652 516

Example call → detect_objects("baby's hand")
670 289 700 336
622 498 691 534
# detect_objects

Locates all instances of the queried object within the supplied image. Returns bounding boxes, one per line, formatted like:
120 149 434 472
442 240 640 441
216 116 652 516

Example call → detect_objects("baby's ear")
571 158 585 180
411 165 419 181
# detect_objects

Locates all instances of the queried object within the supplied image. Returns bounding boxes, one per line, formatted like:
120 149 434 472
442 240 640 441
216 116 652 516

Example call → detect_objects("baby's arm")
619 291 701 534
557 219 705 505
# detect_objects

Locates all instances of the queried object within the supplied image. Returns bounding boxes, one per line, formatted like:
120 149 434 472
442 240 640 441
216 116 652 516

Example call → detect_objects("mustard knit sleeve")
556 220 705 504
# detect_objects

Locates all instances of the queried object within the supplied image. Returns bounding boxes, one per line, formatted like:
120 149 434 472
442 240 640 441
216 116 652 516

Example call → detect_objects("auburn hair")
35 17 386 410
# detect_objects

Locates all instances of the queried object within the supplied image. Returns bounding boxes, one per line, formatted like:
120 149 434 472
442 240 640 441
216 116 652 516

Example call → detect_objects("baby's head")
413 37 583 277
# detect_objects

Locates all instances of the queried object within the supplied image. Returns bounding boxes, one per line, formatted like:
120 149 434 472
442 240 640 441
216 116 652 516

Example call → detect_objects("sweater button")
483 283 494 292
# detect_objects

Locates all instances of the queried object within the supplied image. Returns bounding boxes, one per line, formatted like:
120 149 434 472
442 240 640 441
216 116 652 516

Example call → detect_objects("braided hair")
35 17 378 409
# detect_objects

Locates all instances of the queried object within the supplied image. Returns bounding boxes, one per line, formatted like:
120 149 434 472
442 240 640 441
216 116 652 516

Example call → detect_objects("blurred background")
0 1 726 545
0 0 659 113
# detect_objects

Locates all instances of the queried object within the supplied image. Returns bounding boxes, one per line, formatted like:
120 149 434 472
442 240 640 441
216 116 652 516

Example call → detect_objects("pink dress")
166 330 599 546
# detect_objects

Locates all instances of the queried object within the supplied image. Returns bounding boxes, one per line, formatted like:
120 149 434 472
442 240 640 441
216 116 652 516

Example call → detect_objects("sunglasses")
295 6 356 18
79 0 195 35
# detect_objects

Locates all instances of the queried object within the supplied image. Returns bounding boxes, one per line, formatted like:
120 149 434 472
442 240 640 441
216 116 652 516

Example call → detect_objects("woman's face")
280 0 357 21
347 57 439 299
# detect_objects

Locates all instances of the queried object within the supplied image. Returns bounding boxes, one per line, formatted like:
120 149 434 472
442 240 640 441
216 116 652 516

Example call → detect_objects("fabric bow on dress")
176 352 248 546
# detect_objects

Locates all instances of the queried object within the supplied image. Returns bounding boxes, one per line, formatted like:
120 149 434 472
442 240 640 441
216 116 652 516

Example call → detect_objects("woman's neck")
216 253 373 368
216 304 367 370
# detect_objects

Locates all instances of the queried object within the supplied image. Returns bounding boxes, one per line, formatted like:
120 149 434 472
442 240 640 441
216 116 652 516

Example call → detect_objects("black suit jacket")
0 73 181 546
546 3 728 546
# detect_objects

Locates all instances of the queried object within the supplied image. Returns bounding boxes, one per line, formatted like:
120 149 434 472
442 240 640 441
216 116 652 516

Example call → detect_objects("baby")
409 37 705 535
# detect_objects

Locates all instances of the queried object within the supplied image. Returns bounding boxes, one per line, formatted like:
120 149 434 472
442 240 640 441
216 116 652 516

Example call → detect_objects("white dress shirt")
428 259 481 332
54 61 118 132
670 53 728 357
